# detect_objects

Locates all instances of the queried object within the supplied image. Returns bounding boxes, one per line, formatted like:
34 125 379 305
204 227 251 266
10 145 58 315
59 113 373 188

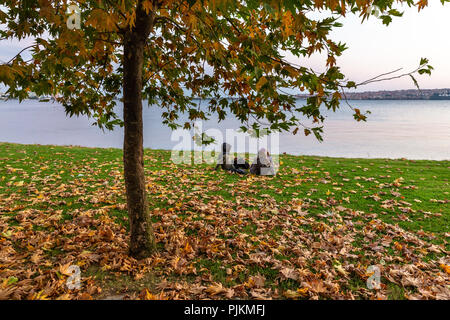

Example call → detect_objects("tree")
0 0 443 258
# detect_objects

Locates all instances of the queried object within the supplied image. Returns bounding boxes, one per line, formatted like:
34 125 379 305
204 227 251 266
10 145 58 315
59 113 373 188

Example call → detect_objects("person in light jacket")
250 148 276 176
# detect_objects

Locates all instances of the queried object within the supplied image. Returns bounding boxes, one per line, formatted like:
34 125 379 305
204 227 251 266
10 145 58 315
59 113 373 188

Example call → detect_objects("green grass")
5 142 446 237
0 142 448 300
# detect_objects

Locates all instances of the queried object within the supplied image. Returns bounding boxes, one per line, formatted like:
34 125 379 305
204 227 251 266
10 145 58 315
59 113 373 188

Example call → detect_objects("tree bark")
122 7 156 259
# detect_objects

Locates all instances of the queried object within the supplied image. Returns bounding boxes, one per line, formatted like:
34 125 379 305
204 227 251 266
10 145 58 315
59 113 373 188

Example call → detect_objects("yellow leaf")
144 289 158 300
255 76 268 91
282 11 294 37
440 264 450 275
141 0 153 14
284 289 307 299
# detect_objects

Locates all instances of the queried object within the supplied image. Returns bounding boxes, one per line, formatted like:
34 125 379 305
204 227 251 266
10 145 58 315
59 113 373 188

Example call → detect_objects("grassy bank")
0 143 449 300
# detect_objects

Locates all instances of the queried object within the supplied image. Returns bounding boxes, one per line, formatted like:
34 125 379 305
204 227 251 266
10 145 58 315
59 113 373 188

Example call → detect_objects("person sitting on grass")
233 156 250 171
214 142 248 174
250 148 276 176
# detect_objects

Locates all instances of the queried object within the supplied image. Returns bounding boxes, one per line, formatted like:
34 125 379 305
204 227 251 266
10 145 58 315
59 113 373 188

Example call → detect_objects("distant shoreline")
2 97 450 101
295 88 450 101
2 88 450 102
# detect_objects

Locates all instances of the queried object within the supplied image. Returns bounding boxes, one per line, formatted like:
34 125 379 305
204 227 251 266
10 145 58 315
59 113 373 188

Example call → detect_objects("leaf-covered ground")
0 143 448 300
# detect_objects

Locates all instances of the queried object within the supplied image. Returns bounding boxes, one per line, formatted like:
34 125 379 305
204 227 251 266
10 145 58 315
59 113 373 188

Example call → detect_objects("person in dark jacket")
214 143 248 174
234 157 250 170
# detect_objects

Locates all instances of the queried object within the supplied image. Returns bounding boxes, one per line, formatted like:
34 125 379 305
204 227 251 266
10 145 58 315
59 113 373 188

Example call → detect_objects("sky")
1 2 449 92
292 1 450 91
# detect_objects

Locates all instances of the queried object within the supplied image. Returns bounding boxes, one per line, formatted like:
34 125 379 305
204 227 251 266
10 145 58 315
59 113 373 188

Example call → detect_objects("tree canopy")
0 0 440 139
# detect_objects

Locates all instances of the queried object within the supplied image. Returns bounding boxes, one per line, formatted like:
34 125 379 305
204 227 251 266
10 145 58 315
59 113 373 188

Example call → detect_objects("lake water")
0 99 449 160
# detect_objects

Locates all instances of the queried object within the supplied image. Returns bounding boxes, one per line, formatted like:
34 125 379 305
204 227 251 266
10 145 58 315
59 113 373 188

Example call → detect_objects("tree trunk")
122 8 156 259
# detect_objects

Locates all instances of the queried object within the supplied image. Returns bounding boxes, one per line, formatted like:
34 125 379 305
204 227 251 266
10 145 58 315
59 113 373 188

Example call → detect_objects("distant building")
295 88 450 100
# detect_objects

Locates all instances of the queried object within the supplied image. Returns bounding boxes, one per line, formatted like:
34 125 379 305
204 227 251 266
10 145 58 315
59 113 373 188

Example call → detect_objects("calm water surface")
0 99 449 160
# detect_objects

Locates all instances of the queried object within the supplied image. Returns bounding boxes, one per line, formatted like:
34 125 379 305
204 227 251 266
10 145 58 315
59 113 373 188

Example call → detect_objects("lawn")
0 142 448 300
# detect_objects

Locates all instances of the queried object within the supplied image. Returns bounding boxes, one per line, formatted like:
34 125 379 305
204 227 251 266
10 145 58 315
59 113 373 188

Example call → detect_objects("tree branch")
3 45 36 65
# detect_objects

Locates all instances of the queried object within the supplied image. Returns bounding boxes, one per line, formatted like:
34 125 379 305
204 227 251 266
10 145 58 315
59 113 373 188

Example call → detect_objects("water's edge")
1 141 448 162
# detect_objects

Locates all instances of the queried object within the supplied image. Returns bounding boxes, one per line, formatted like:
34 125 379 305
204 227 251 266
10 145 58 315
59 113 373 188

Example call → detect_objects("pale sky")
291 1 450 91
1 2 449 92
